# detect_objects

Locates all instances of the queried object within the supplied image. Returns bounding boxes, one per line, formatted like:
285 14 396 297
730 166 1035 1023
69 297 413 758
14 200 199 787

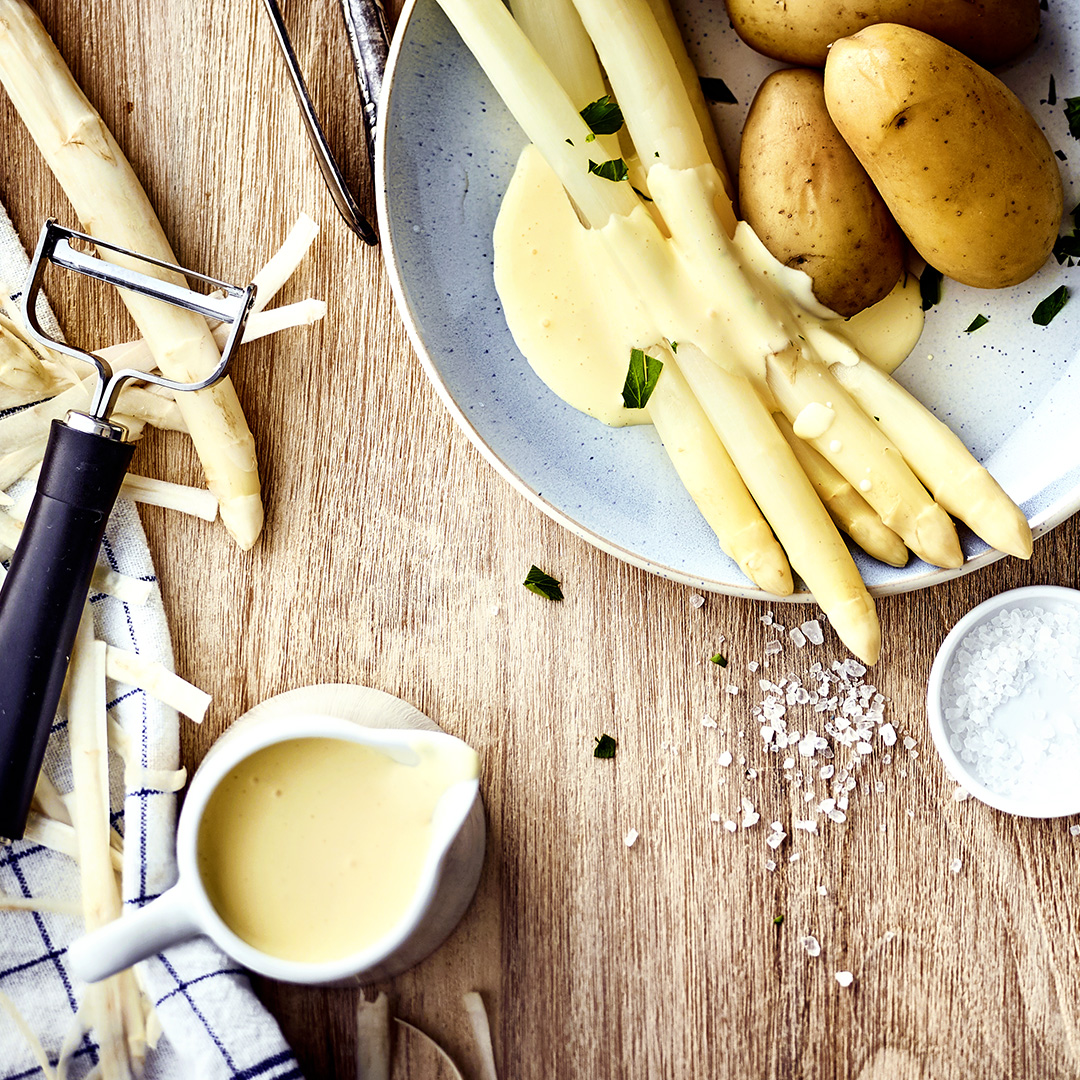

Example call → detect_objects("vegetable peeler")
0 221 255 840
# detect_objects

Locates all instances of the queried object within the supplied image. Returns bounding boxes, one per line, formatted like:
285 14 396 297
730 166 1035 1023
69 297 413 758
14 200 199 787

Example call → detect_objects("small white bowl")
927 585 1080 818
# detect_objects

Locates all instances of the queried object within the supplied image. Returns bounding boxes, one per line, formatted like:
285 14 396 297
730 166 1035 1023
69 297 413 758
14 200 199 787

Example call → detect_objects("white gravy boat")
67 685 486 985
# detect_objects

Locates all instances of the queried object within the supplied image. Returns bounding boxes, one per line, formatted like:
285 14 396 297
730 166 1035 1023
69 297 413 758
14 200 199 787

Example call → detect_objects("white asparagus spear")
0 0 262 548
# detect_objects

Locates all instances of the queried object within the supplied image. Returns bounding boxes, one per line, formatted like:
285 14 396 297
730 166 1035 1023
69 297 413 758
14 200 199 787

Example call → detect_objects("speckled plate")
376 0 1080 599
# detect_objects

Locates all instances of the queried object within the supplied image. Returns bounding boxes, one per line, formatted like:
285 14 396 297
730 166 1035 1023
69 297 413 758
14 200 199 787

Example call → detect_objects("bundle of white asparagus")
434 0 1033 663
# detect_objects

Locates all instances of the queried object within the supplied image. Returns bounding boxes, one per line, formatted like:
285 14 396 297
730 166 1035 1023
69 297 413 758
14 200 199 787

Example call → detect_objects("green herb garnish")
1065 96 1080 139
1053 232 1080 263
1032 285 1070 325
594 734 618 759
621 348 664 409
919 266 943 311
699 77 737 104
580 95 624 136
669 341 678 353
630 185 653 203
588 157 629 183
964 314 989 333
1048 74 1058 106
773 914 784 926
710 653 728 667
524 565 564 601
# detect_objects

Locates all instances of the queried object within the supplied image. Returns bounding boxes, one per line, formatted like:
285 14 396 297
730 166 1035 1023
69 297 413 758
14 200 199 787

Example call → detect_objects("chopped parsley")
919 266 943 311
621 348 664 409
523 565 563 601
773 914 784 926
710 653 728 667
631 185 653 202
699 76 737 104
1065 96 1080 140
588 157 629 183
1053 232 1080 263
964 314 989 333
669 341 678 353
593 734 618 759
1032 285 1070 325
580 95 624 136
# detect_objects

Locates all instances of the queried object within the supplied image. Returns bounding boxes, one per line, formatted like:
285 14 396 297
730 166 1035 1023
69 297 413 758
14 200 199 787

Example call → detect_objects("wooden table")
5 2 1080 1076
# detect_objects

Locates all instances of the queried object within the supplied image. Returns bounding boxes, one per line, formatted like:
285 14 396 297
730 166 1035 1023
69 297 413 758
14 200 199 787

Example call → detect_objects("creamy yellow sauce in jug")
197 736 476 963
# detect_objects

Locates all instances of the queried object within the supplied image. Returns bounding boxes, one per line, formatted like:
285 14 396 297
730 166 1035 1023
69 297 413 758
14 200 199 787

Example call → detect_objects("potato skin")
739 68 904 317
824 24 1063 289
725 0 1040 69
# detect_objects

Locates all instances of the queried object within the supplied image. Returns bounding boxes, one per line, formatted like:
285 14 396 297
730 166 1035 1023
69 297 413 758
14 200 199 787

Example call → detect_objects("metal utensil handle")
0 419 133 839
339 0 390 169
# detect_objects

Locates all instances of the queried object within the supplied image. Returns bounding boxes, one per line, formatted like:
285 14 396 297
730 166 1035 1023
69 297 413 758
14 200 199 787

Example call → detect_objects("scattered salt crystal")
710 811 721 822
790 627 807 648
748 661 760 672
820 765 835 780
770 821 784 832
949 858 962 874
817 885 827 896
801 620 825 646
702 714 718 729
856 742 873 755
909 749 919 759
724 820 737 833
883 931 896 943
718 751 733 767
624 829 639 847
689 594 705 609
743 812 760 828
737 755 747 765
828 810 847 824
760 612 774 625
1069 824 1080 837
764 640 783 657
788 852 801 862
783 757 796 770
804 791 815 803
952 787 970 802
794 819 818 835
726 685 740 696
874 781 885 793
489 604 500 615
903 736 917 750
745 768 758 780
879 723 897 747
835 971 854 988
818 798 836 814
765 831 786 849
765 860 777 872
907 809 915 818
801 935 821 957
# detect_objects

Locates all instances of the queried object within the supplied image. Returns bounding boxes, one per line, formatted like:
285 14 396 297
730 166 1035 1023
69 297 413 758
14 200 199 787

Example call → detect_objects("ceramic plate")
376 0 1080 598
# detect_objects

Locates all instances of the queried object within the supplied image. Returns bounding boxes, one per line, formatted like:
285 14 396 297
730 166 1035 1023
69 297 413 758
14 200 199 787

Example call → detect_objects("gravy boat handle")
67 885 200 984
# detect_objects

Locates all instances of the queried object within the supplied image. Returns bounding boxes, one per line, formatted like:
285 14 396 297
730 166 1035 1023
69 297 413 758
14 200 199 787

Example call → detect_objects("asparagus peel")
0 0 262 548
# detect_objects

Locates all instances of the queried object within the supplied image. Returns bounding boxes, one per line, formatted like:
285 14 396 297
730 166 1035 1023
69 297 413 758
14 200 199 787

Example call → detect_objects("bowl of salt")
926 585 1080 818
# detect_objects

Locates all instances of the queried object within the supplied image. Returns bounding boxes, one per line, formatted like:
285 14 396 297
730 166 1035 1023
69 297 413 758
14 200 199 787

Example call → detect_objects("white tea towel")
0 201 303 1080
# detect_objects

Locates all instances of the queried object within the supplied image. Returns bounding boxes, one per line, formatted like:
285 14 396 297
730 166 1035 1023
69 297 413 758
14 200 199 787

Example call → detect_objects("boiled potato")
725 0 1039 69
739 68 904 317
824 24 1062 289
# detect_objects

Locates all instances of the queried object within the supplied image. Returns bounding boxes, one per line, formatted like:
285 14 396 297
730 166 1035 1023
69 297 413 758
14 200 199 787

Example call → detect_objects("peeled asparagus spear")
0 0 262 548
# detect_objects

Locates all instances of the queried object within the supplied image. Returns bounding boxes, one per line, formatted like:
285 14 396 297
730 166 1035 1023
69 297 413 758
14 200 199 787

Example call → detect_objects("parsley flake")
588 157 629 183
964 314 989 333
920 266 943 311
580 95 624 136
621 348 663 409
594 734 618 759
1065 96 1080 140
1032 285 1070 325
523 565 563 601
710 653 728 667
773 914 784 926
699 76 737 104
631 184 653 203
1053 232 1080 263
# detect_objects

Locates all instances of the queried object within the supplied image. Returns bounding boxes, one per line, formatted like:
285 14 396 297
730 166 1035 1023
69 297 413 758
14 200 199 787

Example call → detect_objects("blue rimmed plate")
376 0 1080 597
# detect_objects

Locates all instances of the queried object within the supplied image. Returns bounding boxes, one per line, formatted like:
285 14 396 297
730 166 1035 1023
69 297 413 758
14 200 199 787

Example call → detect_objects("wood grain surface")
4 2 1079 1077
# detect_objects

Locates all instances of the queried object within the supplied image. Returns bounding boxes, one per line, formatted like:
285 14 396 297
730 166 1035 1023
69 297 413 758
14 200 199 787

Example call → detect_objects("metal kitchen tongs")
0 221 255 839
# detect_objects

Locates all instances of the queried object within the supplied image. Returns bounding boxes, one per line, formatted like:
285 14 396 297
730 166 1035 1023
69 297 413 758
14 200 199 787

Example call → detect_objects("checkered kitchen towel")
0 201 303 1080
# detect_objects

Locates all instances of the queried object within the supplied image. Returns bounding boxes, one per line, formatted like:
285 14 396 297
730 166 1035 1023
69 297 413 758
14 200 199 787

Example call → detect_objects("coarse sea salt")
941 605 1080 799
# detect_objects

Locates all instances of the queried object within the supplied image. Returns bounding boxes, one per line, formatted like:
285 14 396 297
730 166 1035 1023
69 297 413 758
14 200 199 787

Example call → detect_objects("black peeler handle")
0 419 133 839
